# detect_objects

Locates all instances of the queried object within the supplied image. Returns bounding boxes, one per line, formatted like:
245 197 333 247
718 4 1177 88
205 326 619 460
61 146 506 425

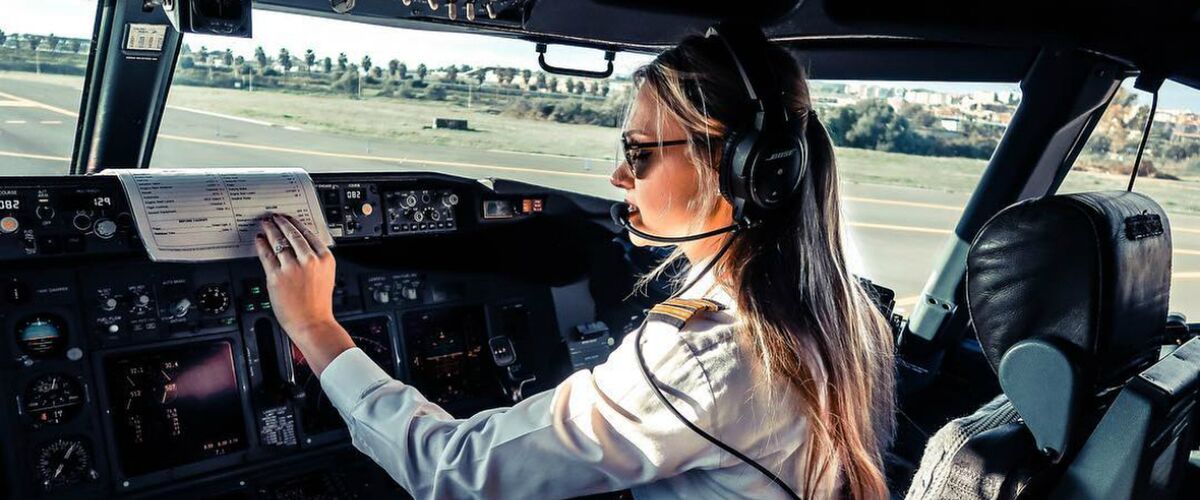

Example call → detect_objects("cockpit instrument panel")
1 172 588 499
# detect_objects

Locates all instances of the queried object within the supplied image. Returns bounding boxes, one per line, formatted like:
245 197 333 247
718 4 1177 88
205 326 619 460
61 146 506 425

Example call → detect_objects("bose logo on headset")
765 148 798 162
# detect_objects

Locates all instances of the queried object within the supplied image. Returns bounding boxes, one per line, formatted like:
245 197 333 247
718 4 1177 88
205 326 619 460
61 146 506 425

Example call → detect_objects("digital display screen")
402 306 504 414
482 200 514 219
0 198 20 211
291 316 395 437
104 340 247 477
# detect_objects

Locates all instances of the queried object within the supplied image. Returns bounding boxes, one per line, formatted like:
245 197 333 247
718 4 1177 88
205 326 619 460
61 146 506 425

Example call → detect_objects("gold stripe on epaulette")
647 298 725 328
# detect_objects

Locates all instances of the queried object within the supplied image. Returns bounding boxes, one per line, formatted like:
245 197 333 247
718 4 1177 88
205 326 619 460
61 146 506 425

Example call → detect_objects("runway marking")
1175 248 1200 256
0 100 37 107
156 134 616 180
4 120 27 124
849 222 952 235
0 91 77 117
39 120 62 125
0 150 70 162
845 196 963 212
487 148 612 163
166 105 274 127
1173 272 1200 280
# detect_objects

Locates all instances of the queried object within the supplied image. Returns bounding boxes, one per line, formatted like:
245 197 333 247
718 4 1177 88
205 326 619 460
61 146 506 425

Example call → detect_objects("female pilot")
254 28 896 500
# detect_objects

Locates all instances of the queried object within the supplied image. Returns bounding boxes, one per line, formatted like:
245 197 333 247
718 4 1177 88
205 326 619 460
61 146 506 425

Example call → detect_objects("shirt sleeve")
319 324 726 500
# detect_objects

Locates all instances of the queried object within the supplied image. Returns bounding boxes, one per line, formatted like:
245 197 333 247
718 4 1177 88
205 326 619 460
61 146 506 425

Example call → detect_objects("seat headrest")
967 191 1172 389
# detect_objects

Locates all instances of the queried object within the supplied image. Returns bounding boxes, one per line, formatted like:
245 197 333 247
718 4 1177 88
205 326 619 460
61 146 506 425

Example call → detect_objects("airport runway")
5 75 1200 317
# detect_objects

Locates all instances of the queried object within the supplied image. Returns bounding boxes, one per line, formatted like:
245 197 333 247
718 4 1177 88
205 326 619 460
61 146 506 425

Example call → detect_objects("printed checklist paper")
106 168 333 262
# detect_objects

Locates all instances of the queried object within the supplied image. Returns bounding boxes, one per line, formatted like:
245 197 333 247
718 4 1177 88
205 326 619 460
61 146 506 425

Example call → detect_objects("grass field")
6 70 1200 214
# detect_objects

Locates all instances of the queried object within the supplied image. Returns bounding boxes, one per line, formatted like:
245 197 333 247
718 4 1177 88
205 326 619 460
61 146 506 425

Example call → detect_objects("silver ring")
273 242 291 255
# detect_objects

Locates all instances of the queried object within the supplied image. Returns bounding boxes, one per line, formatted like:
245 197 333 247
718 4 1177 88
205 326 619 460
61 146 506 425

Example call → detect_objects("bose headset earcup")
708 22 808 223
749 130 806 210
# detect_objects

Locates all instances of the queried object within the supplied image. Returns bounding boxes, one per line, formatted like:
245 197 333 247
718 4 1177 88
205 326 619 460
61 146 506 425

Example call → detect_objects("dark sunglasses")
620 135 689 179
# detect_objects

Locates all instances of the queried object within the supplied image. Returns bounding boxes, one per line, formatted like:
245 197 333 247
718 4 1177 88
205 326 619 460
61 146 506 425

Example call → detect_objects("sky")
4 0 1198 111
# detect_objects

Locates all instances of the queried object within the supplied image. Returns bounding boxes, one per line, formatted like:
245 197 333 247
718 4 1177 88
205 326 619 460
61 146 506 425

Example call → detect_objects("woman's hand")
255 213 354 375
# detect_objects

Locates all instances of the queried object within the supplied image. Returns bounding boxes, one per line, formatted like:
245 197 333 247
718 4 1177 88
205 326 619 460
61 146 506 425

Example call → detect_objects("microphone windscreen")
610 203 629 227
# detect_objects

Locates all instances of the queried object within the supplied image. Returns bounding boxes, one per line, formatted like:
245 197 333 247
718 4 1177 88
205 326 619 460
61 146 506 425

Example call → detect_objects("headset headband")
704 22 789 133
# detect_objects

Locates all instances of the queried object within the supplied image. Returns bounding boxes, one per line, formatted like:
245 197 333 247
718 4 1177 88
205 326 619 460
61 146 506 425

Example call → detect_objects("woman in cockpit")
254 26 896 500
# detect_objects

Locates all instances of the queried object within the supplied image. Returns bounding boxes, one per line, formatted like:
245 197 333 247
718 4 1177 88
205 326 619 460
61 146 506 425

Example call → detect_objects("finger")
273 214 317 263
283 213 329 257
254 233 280 273
261 217 297 267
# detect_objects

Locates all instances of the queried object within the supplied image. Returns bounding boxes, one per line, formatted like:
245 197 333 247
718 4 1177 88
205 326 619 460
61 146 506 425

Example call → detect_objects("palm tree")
388 59 400 78
337 53 348 72
416 63 427 82
361 55 372 74
253 46 269 74
304 50 316 72
397 62 407 80
323 57 333 74
223 49 234 67
278 48 293 75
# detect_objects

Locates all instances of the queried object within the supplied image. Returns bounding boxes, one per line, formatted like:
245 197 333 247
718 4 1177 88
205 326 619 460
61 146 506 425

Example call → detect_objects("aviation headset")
610 21 810 242
712 21 809 227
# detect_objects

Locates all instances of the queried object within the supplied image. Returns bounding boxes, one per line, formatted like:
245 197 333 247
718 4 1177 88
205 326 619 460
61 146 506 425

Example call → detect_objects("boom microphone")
610 203 739 244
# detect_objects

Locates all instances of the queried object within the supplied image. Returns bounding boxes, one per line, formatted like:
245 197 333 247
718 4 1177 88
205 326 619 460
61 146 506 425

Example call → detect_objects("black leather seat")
905 191 1199 499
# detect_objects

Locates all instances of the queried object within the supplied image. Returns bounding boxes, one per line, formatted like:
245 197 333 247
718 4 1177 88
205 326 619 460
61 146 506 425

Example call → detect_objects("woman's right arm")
319 322 724 499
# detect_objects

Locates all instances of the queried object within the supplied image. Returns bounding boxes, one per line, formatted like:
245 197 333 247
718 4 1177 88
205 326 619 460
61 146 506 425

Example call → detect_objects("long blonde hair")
632 35 896 499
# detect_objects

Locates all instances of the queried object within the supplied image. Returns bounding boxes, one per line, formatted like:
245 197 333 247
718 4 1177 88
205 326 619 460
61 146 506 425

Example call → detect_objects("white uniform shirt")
319 267 831 499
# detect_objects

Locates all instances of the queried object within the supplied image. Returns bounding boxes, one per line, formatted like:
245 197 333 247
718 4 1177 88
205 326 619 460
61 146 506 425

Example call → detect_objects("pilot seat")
904 191 1200 499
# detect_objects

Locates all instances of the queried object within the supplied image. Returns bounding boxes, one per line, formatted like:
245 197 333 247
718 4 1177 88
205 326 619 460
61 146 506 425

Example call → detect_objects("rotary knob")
412 211 425 222
372 289 391 304
100 297 118 312
442 193 459 207
72 214 93 231
404 194 418 208
94 219 117 239
197 285 231 315
35 205 55 221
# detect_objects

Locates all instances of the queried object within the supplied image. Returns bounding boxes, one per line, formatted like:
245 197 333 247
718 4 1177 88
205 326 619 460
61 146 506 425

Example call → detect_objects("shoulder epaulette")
647 298 725 328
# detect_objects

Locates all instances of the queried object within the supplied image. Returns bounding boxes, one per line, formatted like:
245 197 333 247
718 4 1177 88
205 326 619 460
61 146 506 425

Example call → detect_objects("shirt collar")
678 258 735 308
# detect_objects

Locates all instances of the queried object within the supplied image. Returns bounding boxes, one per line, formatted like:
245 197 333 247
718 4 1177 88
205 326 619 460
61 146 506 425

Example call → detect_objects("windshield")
151 11 644 200
3 7 1027 308
145 12 1022 306
0 0 94 175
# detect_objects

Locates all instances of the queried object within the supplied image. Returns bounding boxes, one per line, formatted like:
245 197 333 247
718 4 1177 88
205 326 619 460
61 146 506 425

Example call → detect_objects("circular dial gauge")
24 374 85 426
34 438 94 490
16 315 68 358
197 285 231 315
